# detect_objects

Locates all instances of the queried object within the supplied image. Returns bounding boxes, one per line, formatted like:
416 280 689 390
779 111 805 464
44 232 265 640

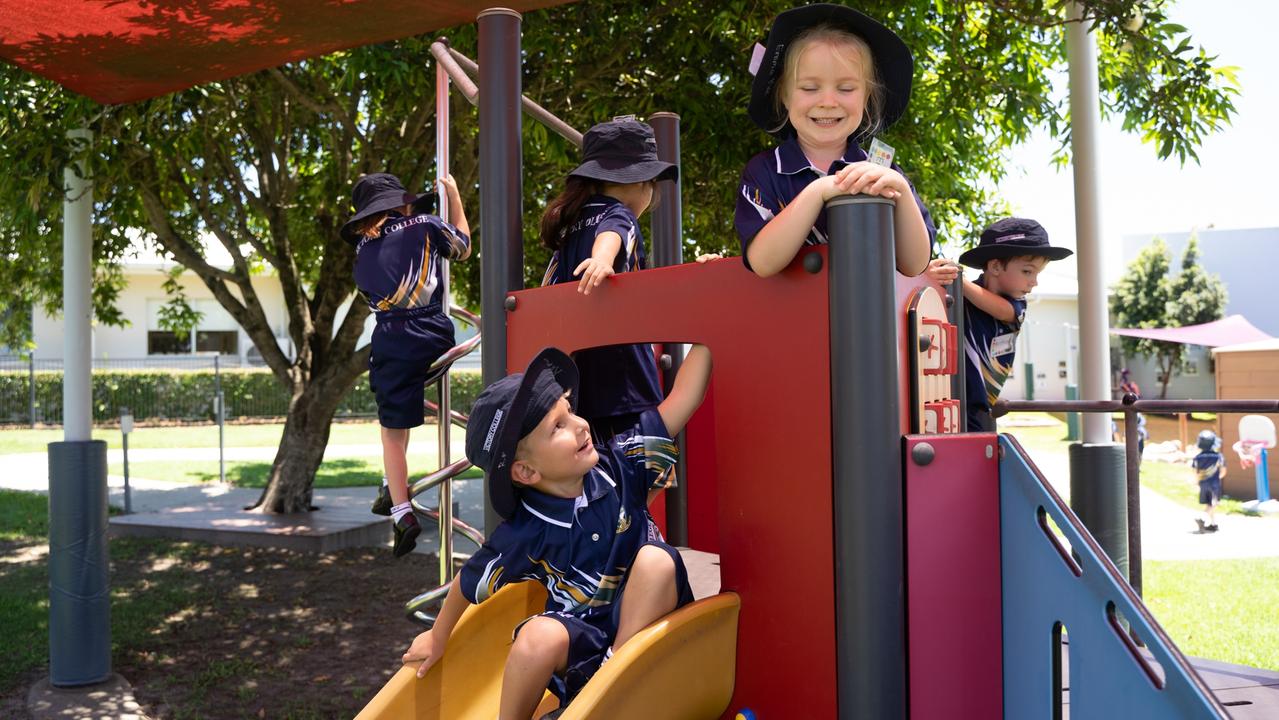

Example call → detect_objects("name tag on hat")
749 42 766 76
868 138 895 167
611 114 636 123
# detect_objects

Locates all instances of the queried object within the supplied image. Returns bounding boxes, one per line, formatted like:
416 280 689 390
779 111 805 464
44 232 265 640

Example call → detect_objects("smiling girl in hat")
537 118 680 443
342 172 471 557
736 4 934 277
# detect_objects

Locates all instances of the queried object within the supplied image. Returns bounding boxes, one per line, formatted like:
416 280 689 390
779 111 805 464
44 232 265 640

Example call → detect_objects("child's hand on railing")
925 258 960 287
695 253 722 263
573 257 615 295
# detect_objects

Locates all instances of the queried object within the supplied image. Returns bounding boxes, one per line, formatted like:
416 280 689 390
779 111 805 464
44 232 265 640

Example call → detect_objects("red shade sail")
1110 314 1273 347
0 1 570 104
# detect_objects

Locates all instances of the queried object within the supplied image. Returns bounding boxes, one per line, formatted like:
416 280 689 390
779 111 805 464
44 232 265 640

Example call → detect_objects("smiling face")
511 394 598 493
987 256 1049 299
777 30 879 156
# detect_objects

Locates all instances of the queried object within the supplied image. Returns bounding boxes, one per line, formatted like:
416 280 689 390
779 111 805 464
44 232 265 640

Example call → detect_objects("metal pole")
49 126 110 686
436 54 455 584
215 355 225 484
947 279 967 419
648 111 688 546
1066 2 1112 443
29 353 36 428
478 7 524 535
827 195 905 719
1122 396 1142 596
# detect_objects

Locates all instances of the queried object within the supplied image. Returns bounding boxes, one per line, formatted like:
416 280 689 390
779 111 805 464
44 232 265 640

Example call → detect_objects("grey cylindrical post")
1122 403 1142 596
478 7 524 535
648 111 687 546
946 275 967 422
1069 442 1129 580
48 440 111 686
215 356 225 484
63 129 93 442
29 354 37 428
827 195 904 719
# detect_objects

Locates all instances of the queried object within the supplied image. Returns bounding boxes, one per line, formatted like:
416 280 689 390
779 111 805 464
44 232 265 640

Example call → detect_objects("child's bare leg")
614 545 678 650
381 426 411 505
500 617 568 720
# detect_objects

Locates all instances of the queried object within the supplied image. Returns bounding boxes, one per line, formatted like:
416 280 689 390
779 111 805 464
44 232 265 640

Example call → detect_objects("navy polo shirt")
542 195 663 420
963 275 1028 427
458 410 678 625
735 137 937 271
1193 451 1225 486
354 212 469 356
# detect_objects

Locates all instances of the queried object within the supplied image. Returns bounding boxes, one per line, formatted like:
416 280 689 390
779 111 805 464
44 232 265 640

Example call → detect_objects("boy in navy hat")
401 345 712 717
343 172 471 557
926 217 1072 432
1191 429 1226 533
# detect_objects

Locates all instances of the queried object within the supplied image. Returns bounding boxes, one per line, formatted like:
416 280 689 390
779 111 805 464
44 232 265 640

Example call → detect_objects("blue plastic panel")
999 435 1226 719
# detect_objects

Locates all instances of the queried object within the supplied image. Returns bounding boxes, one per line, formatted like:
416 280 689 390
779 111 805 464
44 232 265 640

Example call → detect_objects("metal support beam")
1066 2 1112 443
827 195 905 719
648 111 687 546
478 7 523 535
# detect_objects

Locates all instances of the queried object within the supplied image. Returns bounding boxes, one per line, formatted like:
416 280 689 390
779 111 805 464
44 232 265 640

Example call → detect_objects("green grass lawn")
108 457 482 487
1145 557 1279 671
0 420 460 455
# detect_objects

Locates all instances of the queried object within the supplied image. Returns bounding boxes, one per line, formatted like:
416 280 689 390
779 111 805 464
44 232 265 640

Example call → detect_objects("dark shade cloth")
748 3 914 140
735 136 936 271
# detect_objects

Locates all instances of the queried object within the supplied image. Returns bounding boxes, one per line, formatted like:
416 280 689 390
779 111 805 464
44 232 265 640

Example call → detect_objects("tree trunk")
249 381 343 513
1158 355 1175 400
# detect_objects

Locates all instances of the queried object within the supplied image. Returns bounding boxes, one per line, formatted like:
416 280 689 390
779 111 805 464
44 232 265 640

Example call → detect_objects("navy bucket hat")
748 3 915 140
958 217 1073 269
569 119 679 185
466 348 581 520
340 173 438 245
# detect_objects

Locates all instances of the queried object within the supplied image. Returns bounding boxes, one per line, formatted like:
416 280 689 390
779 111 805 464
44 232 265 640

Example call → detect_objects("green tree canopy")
1111 234 1227 398
0 0 1239 509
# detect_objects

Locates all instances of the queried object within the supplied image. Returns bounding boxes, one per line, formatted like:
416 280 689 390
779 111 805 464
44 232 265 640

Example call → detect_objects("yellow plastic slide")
355 583 740 720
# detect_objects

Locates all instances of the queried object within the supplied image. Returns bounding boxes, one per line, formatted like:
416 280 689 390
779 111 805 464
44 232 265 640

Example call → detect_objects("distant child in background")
1192 429 1226 533
735 3 935 277
926 218 1073 432
539 118 678 443
342 172 471 558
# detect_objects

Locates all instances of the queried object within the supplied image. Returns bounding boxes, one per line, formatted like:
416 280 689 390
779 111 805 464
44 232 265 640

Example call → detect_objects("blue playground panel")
999 435 1229 719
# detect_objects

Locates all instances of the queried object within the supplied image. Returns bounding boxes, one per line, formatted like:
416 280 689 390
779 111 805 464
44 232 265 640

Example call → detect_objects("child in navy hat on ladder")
538 118 688 443
342 172 471 557
736 4 935 277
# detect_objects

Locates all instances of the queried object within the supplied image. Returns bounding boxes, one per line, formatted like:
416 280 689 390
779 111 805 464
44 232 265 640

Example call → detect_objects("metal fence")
0 355 361 426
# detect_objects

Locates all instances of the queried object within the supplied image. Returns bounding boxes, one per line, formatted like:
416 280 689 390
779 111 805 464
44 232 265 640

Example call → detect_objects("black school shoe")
371 484 392 516
393 512 421 557
1206 524 1220 533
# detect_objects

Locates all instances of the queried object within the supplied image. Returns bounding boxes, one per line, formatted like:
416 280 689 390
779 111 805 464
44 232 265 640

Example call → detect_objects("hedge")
0 368 482 425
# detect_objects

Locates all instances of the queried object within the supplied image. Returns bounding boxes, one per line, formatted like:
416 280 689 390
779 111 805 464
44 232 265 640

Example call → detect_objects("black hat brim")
748 4 914 140
569 159 678 185
340 189 439 245
957 244 1073 269
487 348 581 520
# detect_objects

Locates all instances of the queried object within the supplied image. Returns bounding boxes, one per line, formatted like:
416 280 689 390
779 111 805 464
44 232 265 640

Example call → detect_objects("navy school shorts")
368 310 455 429
1198 479 1222 506
514 541 695 706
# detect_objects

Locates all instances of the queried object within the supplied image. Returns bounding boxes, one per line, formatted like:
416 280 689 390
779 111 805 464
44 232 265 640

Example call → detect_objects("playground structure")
348 8 1272 720
1234 415 1277 514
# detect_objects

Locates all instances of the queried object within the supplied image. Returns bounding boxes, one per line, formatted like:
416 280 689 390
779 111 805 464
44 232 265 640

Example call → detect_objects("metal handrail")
993 394 1279 598
425 400 469 430
429 40 584 148
409 457 474 499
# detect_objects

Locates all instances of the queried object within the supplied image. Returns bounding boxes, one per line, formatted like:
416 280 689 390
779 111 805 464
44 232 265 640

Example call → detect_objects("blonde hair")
771 25 884 140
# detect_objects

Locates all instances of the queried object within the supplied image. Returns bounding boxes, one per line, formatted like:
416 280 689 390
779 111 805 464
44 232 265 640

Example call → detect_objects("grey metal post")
120 407 133 514
29 353 36 428
215 355 225 484
648 111 687 546
436 56 455 584
49 127 110 686
1122 396 1143 596
1066 2 1112 443
827 195 905 719
946 276 967 423
478 7 524 535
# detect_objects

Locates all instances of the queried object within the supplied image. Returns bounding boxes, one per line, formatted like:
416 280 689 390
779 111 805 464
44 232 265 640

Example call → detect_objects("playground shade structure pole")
648 110 687 546
48 126 111 686
478 7 524 535
827 195 905 718
436 53 455 583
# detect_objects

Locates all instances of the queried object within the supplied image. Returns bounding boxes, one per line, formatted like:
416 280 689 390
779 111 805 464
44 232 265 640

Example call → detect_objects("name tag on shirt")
990 332 1017 357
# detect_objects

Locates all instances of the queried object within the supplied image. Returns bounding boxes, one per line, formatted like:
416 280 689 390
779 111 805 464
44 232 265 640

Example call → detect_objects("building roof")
0 1 570 104
1213 338 1279 354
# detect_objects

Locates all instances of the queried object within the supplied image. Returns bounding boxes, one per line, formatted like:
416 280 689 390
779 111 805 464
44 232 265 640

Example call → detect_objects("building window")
196 331 238 354
147 331 190 355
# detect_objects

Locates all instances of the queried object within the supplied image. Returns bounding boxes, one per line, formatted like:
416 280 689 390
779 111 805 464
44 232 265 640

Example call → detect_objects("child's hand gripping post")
925 258 960 287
